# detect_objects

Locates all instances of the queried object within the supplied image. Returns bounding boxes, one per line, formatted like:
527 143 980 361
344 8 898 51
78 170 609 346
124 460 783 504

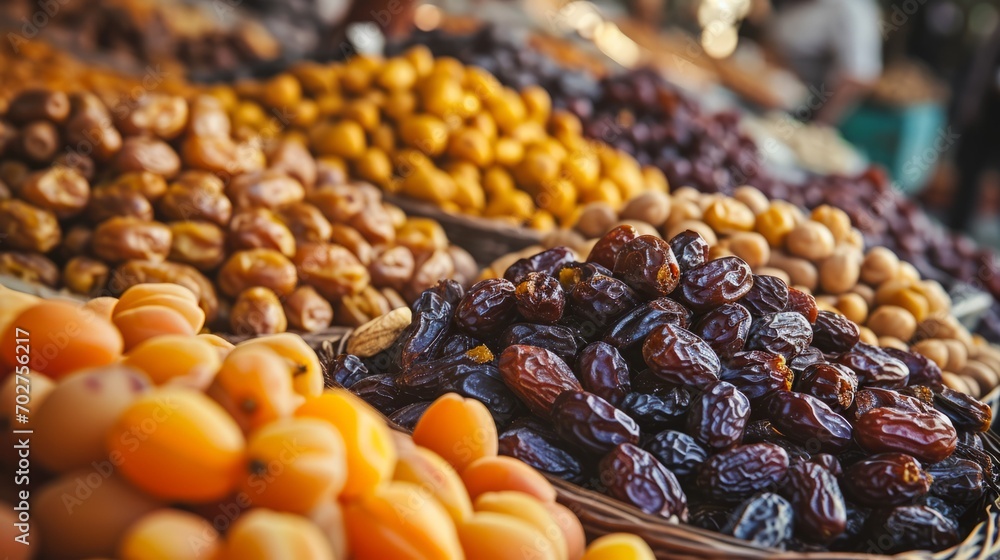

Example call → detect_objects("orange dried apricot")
113 304 197 351
393 445 474 523
581 533 655 560
122 335 221 389
82 296 119 321
116 282 198 308
412 393 497 472
457 511 558 560
545 502 586 560
207 344 302 432
197 333 235 360
307 498 349 559
222 509 334 560
237 333 323 398
119 509 221 560
461 456 556 503
474 491 567 560
113 293 206 332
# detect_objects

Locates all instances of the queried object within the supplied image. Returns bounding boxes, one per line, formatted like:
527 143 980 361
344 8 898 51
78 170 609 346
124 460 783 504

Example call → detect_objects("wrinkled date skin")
746 312 814 360
720 351 793 404
849 388 930 422
794 363 858 412
643 323 721 389
504 246 576 283
882 347 943 390
499 323 580 364
723 492 794 548
691 303 752 359
854 407 957 463
686 381 750 449
621 390 693 431
808 454 843 477
388 401 432 431
843 453 932 506
788 347 826 375
448 363 521 429
577 341 631 407
426 279 466 308
350 374 417 414
643 430 707 477
668 230 710 273
930 386 992 432
397 349 499 399
863 505 959 554
498 345 582 417
455 278 518 337
926 456 986 504
602 297 691 354
558 262 613 293
324 353 369 388
552 390 640 454
678 257 753 311
437 331 481 358
568 274 640 334
588 224 639 270
811 311 861 353
600 443 689 521
766 391 853 452
739 275 789 316
514 272 565 324
836 343 909 389
784 287 819 324
498 424 587 483
612 235 681 297
395 292 452 370
696 443 790 502
782 461 847 544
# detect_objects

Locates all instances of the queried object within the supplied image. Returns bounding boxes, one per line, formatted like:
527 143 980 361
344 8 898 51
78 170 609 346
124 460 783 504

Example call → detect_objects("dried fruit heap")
345 227 997 553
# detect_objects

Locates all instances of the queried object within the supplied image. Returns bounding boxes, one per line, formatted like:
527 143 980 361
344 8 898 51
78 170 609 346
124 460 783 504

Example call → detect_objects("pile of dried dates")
331 225 998 553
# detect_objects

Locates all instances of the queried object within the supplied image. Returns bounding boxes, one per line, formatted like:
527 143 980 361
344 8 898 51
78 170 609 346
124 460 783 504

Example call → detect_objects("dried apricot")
113 304 197 351
581 533 655 560
120 509 221 560
223 509 334 560
237 333 323 398
207 344 302 432
458 511 558 560
413 393 498 472
394 445 474 523
475 491 568 560
123 335 221 389
461 455 556 503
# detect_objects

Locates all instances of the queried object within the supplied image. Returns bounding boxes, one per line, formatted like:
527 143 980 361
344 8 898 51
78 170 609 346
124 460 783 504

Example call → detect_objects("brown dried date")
620 388 693 431
62 256 109 295
794 363 858 411
388 402 432 431
350 374 417 414
405 250 456 301
19 120 59 163
723 492 794 548
398 347 496 399
599 443 689 520
678 256 753 311
558 262 612 292
7 89 70 124
643 323 721 389
19 167 89 219
276 202 333 243
328 224 374 265
226 170 306 210
782 461 847 543
588 224 639 270
499 323 579 364
577 341 631 407
746 312 813 359
0 199 60 252
784 287 819 323
0 251 59 287
426 280 466 309
293 242 369 299
849 388 929 422
498 424 586 483
603 297 691 354
115 136 181 178
668 230 710 273
811 310 861 353
854 407 957 463
612 235 680 297
87 185 154 222
926 456 986 504
808 454 843 476
686 380 750 449
230 287 287 336
843 453 931 506
695 443 789 502
324 353 369 388
569 274 640 335
514 272 565 324
552 390 640 454
739 275 789 316
447 360 521 428
169 221 226 271
157 183 233 226
788 346 826 374
836 343 909 388
498 345 582 417
283 285 334 333
394 291 452 370
219 248 298 297
691 303 751 359
643 430 707 477
882 347 943 390
862 505 958 553
228 208 297 257
369 246 415 292
766 391 853 452
504 246 575 284
455 278 518 337
719 350 793 404
91 217 172 264
930 386 992 433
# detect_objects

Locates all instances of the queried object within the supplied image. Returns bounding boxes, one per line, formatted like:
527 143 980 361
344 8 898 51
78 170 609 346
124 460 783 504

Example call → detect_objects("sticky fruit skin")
107 387 245 502
223 508 335 560
393 445 474 523
119 509 221 560
412 393 498 472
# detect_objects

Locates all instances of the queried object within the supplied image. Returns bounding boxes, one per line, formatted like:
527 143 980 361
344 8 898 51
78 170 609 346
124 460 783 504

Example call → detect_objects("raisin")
723 492 794 548
587 224 639 270
577 341 631 407
349 374 416 414
499 323 579 363
882 347 943 390
498 345 582 417
739 275 789 316
678 257 754 311
746 312 813 359
862 505 958 553
498 424 587 483
599 442 689 521
836 343 909 389
794 363 858 411
568 273 640 334
808 454 843 476
926 456 986 504
602 297 691 354
686 380 751 449
811 310 861 353
323 353 368 388
719 350 793 404
388 401 432 431
667 230 709 273
395 291 452 369
854 407 957 463
514 272 565 324
504 246 575 283
612 235 680 297
782 461 847 543
690 303 751 359
454 278 518 337
843 453 932 506
930 386 992 433
696 443 790 502
621 390 692 431
552 390 640 454
644 430 707 477
766 392 853 453
642 323 721 389
784 287 819 323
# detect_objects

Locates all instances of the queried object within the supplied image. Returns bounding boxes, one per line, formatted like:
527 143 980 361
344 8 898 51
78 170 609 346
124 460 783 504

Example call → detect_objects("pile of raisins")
331 224 998 553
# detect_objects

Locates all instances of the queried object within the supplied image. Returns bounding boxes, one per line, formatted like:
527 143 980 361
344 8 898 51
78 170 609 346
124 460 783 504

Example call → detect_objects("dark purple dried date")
396 291 452 369
568 273 640 333
498 345 582 417
349 374 417 414
552 390 640 454
498 423 587 483
723 492 794 548
642 323 721 389
784 287 819 323
811 310 861 353
854 407 958 463
437 331 481 357
504 246 575 284
324 353 368 388
849 387 930 422
388 401 431 430
843 453 932 506
426 279 465 308
695 443 790 501
739 275 789 316
808 454 843 476
577 341 631 406
720 351 793 404
746 312 813 359
599 442 689 520
931 386 992 433
686 380 751 449
644 430 707 477
794 363 858 411
557 262 612 293
836 343 909 388
882 347 943 390
668 230 709 273
499 323 579 363
788 346 826 374
766 391 853 452
782 461 847 543
678 256 754 311
621 390 692 430
454 278 518 337
602 297 691 353
926 456 986 504
588 224 639 270
862 505 959 553
690 303 751 359
514 272 565 324
448 363 521 429
612 235 680 297
398 347 497 399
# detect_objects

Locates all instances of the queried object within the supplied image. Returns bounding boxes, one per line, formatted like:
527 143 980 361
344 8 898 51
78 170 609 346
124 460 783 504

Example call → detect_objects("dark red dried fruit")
691 303 751 359
782 461 847 543
588 224 639 270
930 386 992 433
499 323 579 363
668 230 709 273
612 235 680 297
862 505 958 553
577 341 631 406
784 287 819 323
600 443 689 520
696 443 789 501
926 456 986 504
568 273 640 334
498 345 582 417
324 353 368 388
719 350 794 403
498 424 586 483
836 343 909 388
602 297 691 353
552 390 640 454
766 391 853 452
794 363 858 411
843 453 932 506
739 275 789 316
746 312 813 359
643 323 721 389
395 291 452 369
686 380 751 449
621 389 693 430
349 374 417 414
678 256 754 311
882 347 943 390
854 407 957 463
849 387 931 422
811 310 861 354
388 401 432 431
398 348 499 399
504 246 575 283
808 454 843 477
514 272 565 324
455 278 518 337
